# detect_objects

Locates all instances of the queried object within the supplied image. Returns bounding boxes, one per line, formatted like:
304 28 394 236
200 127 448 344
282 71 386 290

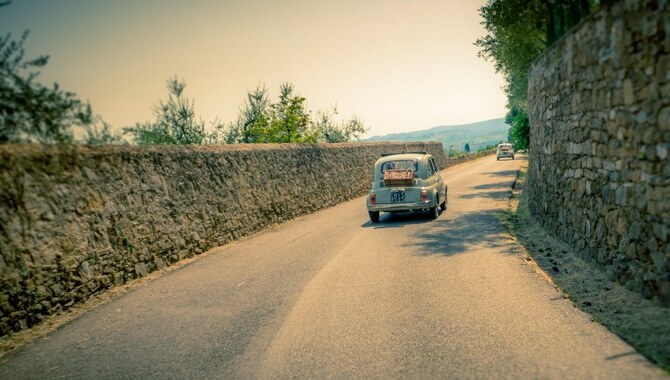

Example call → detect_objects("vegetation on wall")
475 0 605 150
0 58 366 146
0 3 366 146
83 120 124 145
124 78 208 145
120 78 369 145
220 83 367 145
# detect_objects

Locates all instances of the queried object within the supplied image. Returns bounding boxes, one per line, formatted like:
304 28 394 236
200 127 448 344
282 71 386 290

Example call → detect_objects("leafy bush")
221 84 271 144
83 120 125 145
506 105 529 150
222 83 367 144
124 78 207 145
267 83 310 143
310 106 367 143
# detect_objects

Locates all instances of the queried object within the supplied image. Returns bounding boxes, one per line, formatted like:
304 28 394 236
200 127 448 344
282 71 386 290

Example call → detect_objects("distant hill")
364 118 509 153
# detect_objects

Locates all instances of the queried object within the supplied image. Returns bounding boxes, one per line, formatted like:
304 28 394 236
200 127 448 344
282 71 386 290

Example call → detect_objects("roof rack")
381 150 427 157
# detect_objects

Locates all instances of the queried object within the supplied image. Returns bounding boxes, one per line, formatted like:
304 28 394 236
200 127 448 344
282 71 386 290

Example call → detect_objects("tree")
476 0 546 107
222 84 271 144
506 105 529 150
475 0 598 150
308 106 367 143
124 77 207 145
224 84 367 144
0 28 92 144
545 0 593 46
267 83 310 143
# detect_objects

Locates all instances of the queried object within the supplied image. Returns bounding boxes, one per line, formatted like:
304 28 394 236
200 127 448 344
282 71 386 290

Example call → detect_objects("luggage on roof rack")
383 169 414 186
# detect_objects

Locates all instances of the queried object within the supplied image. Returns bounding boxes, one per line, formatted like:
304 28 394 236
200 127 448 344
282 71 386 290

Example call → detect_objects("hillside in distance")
364 118 509 153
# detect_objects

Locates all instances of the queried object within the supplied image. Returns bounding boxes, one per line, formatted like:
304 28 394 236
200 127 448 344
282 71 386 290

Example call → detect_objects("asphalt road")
0 155 663 379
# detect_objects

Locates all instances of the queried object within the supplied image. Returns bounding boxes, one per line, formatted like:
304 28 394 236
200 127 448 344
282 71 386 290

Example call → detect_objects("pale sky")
0 0 506 138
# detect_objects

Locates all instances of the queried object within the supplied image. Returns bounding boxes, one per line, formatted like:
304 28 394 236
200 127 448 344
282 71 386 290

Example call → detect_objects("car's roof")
375 153 429 164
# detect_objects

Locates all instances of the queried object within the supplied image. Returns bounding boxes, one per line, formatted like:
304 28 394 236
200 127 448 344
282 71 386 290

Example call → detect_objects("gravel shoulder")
504 158 670 373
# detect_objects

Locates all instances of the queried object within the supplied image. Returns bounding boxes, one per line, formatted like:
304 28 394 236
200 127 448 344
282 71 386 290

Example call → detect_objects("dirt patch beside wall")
505 161 670 372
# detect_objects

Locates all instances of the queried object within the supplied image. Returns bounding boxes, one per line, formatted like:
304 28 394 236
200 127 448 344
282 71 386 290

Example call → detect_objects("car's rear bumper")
367 199 434 212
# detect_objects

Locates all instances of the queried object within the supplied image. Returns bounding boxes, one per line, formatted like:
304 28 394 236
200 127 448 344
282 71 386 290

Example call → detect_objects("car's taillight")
370 193 376 204
420 189 427 202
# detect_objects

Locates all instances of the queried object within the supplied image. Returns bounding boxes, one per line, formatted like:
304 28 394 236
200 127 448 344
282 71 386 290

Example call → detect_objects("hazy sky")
1 0 506 138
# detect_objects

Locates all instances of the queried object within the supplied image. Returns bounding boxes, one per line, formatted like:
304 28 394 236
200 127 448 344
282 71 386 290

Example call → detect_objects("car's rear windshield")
381 160 418 173
498 144 512 151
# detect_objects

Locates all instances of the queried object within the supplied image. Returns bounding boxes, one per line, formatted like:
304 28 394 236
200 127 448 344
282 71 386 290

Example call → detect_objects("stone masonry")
527 0 669 304
0 142 479 336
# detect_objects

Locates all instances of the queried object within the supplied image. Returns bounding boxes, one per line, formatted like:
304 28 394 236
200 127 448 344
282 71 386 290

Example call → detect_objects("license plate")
390 190 405 203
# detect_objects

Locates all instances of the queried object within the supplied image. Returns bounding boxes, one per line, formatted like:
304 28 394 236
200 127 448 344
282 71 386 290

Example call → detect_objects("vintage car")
366 152 447 223
496 143 515 160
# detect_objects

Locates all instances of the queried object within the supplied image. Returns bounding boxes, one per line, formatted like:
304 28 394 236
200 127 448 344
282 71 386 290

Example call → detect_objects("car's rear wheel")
429 204 439 220
369 211 380 223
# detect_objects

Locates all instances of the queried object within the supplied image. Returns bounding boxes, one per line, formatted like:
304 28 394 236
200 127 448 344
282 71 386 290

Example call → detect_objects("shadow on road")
404 209 510 257
458 190 512 201
361 211 434 229
481 169 520 178
604 351 639 361
471 181 514 190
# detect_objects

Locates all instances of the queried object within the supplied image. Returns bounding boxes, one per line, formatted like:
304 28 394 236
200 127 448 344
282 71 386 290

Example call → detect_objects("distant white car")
496 143 514 160
366 152 447 223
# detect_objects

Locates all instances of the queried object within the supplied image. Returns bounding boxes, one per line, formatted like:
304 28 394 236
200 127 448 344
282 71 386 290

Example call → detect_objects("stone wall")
0 142 462 335
527 0 669 303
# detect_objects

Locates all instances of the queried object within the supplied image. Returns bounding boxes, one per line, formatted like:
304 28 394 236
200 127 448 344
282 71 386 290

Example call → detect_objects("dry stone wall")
0 142 456 335
527 0 669 303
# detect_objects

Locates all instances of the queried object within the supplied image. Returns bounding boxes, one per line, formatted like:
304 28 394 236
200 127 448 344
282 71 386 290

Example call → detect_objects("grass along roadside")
501 160 670 373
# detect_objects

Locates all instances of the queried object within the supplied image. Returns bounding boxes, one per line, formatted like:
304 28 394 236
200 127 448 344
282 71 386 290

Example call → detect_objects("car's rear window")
381 160 418 173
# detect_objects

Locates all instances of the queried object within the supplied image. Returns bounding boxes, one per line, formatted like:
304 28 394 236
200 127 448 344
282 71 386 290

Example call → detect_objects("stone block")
623 78 635 105
629 221 643 240
657 144 669 160
653 223 669 242
134 263 148 278
661 84 670 102
659 107 670 130
627 243 638 259
605 210 619 229
616 216 629 235
77 262 95 281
